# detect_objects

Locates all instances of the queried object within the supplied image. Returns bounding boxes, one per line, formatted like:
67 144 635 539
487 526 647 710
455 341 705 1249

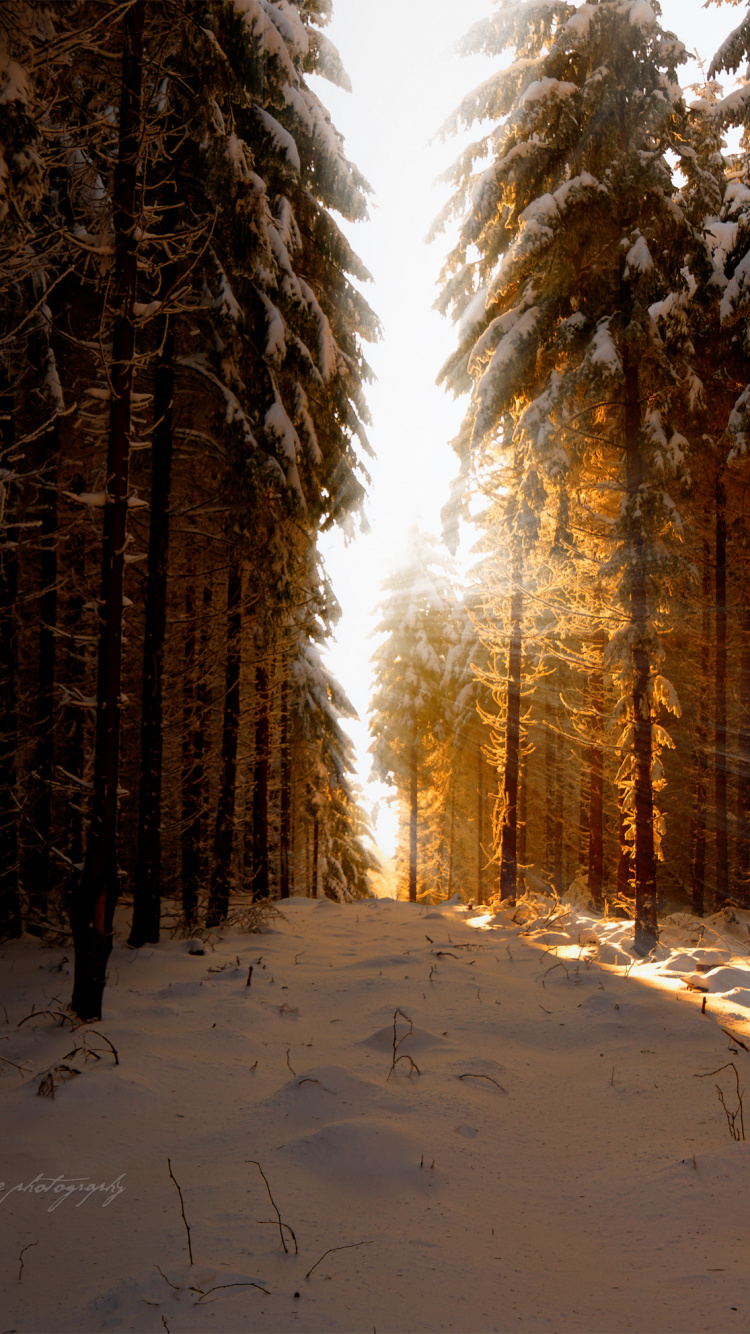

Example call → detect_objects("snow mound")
360 1022 447 1054
277 1117 424 1184
261 1065 388 1123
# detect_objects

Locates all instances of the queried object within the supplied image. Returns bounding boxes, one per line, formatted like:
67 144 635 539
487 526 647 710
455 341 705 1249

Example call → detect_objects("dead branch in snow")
541 960 569 987
386 1008 421 1080
695 1062 745 1141
305 1240 372 1280
17 1240 38 1281
62 1030 119 1065
286 1047 296 1077
193 1279 270 1302
247 1159 298 1253
457 1073 508 1092
167 1158 194 1265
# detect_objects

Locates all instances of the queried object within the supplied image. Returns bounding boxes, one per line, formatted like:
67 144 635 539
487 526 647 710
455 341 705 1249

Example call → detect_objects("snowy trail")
2 897 750 1333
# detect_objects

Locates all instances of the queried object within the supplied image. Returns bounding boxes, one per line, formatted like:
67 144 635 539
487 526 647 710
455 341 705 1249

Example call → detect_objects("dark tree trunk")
408 734 418 902
692 536 711 917
518 746 527 894
476 738 483 905
72 2 144 1020
279 673 290 899
617 808 631 901
130 304 175 946
180 577 208 929
624 355 657 954
0 393 21 938
499 573 522 898
544 689 555 879
447 776 455 898
735 598 750 907
60 472 87 883
554 714 564 895
206 560 241 927
587 604 605 908
252 658 270 899
25 427 59 932
714 469 728 910
311 808 319 898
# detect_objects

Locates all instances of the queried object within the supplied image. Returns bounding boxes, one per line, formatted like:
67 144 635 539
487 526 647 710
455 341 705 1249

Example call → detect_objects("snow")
3 893 750 1332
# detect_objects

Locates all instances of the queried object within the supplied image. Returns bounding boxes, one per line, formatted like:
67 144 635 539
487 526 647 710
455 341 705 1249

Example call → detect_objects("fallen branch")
17 1240 38 1281
167 1158 194 1265
695 1063 745 1141
457 1073 507 1093
305 1241 372 1280
246 1160 297 1254
541 960 569 988
286 1047 296 1077
18 1007 76 1031
193 1279 270 1302
722 1027 749 1052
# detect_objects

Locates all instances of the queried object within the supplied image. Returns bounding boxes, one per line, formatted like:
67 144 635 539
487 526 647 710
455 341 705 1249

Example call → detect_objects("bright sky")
315 0 736 858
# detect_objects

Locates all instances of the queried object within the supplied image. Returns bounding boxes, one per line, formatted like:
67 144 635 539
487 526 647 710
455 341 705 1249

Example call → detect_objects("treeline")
0 0 378 1018
370 0 750 948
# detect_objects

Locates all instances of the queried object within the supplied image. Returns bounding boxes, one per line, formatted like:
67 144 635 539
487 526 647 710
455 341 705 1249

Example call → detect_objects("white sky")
315 0 736 857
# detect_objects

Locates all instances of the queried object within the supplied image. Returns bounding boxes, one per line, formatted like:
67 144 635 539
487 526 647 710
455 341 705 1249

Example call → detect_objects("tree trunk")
180 577 205 929
408 734 418 902
311 808 319 898
545 689 555 880
26 425 59 933
72 2 144 1020
587 601 605 909
624 355 657 954
206 560 241 926
499 573 522 898
130 303 175 946
252 657 270 899
554 714 564 895
692 535 711 916
476 737 483 905
447 776 455 899
279 673 290 899
0 392 21 939
735 597 750 907
518 746 527 895
714 469 728 910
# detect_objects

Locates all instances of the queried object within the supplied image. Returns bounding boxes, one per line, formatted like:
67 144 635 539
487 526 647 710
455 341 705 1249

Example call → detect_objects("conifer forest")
3 0 750 1017
10 5 750 1332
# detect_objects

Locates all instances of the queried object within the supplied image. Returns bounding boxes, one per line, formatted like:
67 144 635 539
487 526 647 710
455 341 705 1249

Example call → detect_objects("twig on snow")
305 1240 372 1281
167 1158 194 1266
246 1160 298 1253
457 1073 507 1092
17 1240 38 1281
695 1062 745 1141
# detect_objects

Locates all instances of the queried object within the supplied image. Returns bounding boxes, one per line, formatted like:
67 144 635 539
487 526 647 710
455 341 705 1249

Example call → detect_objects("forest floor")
2 893 750 1334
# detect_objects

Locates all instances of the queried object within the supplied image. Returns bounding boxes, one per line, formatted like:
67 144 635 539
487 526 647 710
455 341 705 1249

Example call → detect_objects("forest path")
1 895 749 1332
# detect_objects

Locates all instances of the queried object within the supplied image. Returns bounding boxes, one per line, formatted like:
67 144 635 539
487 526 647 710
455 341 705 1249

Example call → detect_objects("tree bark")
130 302 175 946
499 572 522 898
206 560 241 926
518 746 527 895
692 535 711 917
714 469 728 910
72 1 144 1020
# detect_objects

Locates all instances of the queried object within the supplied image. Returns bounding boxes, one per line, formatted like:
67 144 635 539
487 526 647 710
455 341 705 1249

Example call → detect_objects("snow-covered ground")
2 893 750 1334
